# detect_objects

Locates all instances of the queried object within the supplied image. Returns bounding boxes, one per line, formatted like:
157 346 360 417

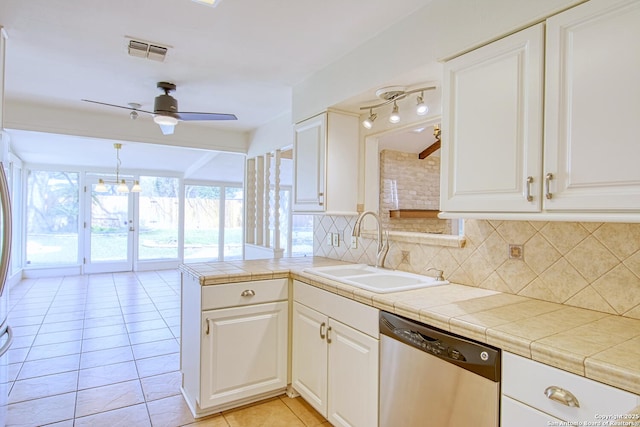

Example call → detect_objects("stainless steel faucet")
352 211 389 268
426 268 445 281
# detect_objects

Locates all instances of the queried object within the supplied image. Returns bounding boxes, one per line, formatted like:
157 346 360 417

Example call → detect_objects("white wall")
292 0 585 123
246 111 293 158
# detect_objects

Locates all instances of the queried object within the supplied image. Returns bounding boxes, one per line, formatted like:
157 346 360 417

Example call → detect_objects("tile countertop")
179 257 640 396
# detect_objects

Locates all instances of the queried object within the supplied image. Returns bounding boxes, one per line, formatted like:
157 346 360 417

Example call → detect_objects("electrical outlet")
327 234 333 246
509 244 524 260
332 233 340 247
351 235 358 249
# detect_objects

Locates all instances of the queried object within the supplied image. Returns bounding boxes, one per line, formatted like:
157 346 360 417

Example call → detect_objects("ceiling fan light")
153 114 179 126
116 180 130 193
130 180 142 193
389 102 401 124
416 94 429 116
95 179 108 193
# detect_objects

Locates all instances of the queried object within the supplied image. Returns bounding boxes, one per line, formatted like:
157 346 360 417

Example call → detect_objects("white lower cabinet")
502 395 563 426
292 281 379 427
200 301 288 409
180 275 288 417
501 352 640 426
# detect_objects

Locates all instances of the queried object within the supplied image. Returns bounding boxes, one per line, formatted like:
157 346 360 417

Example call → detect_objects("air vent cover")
127 39 168 62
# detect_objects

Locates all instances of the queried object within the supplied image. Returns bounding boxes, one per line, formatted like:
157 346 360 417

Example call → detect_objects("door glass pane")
224 187 243 260
138 176 179 260
184 185 221 260
26 170 79 266
90 185 129 262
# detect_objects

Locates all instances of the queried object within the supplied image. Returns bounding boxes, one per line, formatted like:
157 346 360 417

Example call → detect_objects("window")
184 184 243 261
26 170 79 266
138 176 180 260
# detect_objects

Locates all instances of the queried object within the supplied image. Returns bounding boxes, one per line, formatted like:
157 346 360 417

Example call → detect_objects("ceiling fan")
81 81 237 135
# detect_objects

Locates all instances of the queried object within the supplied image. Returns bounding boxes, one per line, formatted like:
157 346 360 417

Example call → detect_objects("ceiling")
0 0 433 175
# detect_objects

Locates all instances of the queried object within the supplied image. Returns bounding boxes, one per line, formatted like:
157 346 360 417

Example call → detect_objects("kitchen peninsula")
180 257 640 423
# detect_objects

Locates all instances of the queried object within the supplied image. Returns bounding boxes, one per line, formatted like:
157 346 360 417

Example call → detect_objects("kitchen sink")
303 264 449 293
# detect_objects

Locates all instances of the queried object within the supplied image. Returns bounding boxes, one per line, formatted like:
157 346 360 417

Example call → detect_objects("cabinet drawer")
502 352 639 422
202 278 288 310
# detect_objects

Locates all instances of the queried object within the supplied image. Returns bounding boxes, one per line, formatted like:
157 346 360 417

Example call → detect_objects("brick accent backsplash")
379 149 450 234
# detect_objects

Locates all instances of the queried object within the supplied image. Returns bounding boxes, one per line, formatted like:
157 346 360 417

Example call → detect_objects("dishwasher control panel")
396 329 467 361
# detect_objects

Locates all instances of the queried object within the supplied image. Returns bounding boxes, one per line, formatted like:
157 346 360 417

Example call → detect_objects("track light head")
416 93 429 116
389 102 400 124
362 110 377 129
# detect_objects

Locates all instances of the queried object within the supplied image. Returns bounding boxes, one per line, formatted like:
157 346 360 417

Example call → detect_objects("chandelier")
95 143 141 193
360 85 436 129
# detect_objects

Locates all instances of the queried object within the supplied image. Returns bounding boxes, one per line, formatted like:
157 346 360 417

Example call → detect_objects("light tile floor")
6 270 330 427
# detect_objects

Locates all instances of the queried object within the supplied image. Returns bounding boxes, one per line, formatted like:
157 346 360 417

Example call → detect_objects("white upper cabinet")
441 0 640 219
293 111 359 215
441 23 544 213
544 0 640 211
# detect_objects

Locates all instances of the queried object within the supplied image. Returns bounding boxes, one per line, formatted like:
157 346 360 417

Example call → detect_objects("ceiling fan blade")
158 124 175 135
81 99 153 114
176 112 237 121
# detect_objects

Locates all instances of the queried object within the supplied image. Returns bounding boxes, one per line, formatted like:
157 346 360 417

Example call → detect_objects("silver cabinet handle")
318 192 324 206
320 322 326 339
241 290 255 297
326 326 332 343
544 386 580 408
545 173 554 199
526 176 534 202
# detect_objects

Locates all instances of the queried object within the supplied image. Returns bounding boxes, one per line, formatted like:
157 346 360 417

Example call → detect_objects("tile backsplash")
313 215 640 320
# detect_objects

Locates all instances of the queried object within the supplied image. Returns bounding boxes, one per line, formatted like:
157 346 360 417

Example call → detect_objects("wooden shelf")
389 209 440 219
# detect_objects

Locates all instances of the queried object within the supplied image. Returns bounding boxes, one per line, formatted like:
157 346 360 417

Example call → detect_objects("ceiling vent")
127 38 169 62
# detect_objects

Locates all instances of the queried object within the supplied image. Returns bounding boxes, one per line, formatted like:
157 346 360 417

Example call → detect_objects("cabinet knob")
241 290 256 297
544 386 580 408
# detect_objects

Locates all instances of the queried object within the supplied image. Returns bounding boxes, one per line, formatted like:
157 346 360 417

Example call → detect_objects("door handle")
525 176 533 202
545 173 554 199
129 226 135 231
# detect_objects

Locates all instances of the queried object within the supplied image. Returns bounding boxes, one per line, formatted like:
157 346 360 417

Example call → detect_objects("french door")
84 176 136 273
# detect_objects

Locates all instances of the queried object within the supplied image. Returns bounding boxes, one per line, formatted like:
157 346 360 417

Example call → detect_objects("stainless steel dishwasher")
379 311 501 427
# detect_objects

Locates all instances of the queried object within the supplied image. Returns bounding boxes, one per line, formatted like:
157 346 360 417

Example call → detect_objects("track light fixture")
360 85 436 129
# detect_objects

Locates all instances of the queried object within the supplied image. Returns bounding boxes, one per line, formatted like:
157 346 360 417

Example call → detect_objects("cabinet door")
544 0 640 211
327 318 379 427
502 396 563 426
200 301 288 410
293 113 326 212
291 302 329 416
441 24 544 213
